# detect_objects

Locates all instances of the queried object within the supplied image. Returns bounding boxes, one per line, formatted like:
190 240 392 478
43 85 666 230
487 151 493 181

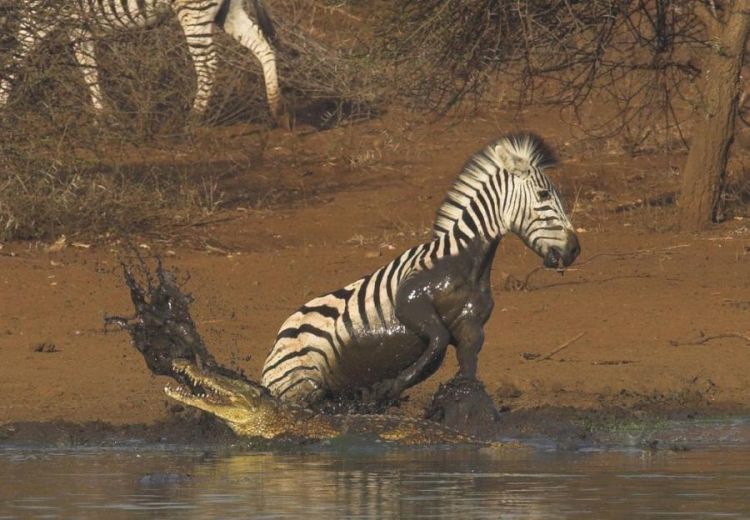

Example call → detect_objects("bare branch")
670 332 750 346
693 0 724 36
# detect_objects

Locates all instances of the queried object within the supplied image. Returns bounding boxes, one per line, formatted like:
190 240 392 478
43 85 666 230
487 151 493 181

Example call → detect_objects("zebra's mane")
432 133 557 237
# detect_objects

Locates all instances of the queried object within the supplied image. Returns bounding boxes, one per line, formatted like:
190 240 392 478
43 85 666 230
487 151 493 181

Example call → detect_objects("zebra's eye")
537 190 551 201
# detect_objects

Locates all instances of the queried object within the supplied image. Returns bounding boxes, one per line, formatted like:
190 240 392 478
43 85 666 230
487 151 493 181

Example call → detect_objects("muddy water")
2 421 750 519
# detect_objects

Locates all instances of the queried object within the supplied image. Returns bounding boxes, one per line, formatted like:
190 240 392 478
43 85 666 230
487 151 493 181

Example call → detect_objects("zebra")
261 133 581 408
0 0 286 125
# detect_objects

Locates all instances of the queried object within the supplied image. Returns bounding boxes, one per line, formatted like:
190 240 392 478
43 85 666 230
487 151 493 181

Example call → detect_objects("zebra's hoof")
423 376 500 440
364 378 405 406
184 112 206 131
275 109 293 132
92 111 122 129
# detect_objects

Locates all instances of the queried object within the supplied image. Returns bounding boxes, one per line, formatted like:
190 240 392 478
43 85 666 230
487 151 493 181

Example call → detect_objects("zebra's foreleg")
176 11 219 120
451 320 485 380
70 30 106 114
221 0 287 127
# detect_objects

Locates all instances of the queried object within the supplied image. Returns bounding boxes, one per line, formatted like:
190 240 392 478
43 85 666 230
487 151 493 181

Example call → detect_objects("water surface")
2 419 750 519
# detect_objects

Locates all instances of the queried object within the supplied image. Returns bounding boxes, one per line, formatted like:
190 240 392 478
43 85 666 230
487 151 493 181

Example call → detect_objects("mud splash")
104 258 249 386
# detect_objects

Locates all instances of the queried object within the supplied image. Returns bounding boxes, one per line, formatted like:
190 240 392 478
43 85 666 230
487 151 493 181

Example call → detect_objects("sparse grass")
0 140 223 241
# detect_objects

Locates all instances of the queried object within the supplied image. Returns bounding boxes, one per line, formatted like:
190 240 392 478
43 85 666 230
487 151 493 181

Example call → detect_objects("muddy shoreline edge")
2 404 746 451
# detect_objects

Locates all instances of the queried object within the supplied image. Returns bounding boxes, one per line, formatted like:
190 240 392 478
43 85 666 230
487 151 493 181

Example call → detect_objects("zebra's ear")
493 144 530 177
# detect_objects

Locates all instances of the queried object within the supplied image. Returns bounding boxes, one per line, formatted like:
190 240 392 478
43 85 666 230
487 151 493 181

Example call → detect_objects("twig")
310 0 363 22
176 215 238 229
538 332 586 361
670 332 750 347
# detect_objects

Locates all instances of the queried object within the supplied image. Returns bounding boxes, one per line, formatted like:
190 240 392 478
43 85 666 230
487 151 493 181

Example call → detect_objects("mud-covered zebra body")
0 0 285 123
263 237 481 403
262 134 581 407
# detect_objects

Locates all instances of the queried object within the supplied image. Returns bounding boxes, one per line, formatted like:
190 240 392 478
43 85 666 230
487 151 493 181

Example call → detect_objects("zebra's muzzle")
544 230 580 269
544 248 564 269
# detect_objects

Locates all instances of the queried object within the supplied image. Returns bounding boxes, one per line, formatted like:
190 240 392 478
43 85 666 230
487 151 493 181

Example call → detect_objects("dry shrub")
376 1 705 151
0 140 221 241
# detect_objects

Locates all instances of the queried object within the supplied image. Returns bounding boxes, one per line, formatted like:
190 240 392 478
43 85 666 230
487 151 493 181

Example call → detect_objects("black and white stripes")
0 0 284 122
261 133 579 406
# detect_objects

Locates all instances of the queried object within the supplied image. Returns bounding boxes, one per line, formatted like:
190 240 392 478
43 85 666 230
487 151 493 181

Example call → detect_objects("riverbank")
1 111 749 444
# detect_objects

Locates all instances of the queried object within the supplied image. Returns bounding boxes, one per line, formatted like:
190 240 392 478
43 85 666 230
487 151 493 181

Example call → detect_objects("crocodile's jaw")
165 360 281 438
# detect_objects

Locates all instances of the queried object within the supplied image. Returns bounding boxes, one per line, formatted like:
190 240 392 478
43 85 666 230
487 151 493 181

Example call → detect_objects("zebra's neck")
432 168 511 249
432 158 514 246
435 220 503 257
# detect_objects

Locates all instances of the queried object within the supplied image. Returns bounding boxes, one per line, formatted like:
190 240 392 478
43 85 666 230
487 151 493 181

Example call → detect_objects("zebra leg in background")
221 0 287 128
175 7 220 121
0 18 52 108
70 30 106 114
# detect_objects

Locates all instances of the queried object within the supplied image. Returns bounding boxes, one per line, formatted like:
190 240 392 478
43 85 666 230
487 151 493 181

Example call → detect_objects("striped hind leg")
70 29 106 113
0 18 53 107
174 6 221 119
221 0 287 126
262 329 337 406
263 356 328 406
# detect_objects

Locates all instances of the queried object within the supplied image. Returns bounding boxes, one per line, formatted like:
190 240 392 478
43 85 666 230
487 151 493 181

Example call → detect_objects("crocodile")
107 259 494 445
164 358 479 444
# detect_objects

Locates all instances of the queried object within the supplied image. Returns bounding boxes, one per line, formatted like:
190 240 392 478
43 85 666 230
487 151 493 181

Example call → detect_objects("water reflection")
1 444 750 518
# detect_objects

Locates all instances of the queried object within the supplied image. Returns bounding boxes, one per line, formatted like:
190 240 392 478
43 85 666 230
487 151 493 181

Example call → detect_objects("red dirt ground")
1 108 750 430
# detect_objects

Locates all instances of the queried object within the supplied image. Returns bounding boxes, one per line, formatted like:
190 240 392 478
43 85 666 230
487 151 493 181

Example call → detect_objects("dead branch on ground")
503 244 690 291
670 332 750 347
537 332 587 361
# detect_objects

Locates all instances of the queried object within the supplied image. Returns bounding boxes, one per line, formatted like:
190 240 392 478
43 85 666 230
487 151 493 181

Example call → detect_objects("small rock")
32 342 58 353
138 473 192 486
496 382 523 399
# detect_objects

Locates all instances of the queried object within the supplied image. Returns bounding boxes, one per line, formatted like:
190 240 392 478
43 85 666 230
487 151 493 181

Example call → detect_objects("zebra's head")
491 134 580 269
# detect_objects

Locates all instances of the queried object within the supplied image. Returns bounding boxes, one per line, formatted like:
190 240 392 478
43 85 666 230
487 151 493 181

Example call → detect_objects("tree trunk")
679 2 750 231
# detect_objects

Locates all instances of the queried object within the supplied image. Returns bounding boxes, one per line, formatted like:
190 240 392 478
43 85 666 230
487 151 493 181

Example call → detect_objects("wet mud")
3 254 745 450
2 259 734 449
1 405 738 452
424 377 500 440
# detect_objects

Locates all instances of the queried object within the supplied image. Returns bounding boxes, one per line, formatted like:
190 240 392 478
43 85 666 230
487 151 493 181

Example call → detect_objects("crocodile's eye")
537 189 551 201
